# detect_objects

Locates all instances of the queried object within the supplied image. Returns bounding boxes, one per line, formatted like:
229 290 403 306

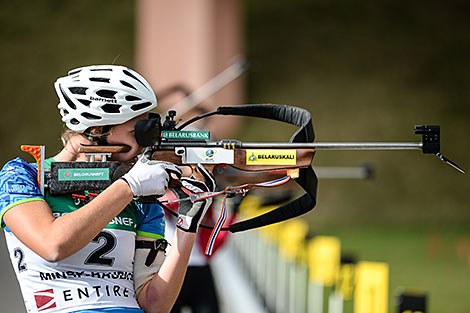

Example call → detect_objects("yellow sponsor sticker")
246 149 296 165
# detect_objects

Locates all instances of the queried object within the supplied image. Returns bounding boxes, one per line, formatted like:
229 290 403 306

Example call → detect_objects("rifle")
22 104 464 238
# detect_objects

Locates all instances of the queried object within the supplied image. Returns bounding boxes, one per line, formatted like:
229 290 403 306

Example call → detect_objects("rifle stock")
79 145 315 173
150 148 315 171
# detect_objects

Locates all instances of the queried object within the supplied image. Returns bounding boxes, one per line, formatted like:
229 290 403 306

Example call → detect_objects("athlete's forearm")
138 229 196 313
49 179 134 259
4 179 134 262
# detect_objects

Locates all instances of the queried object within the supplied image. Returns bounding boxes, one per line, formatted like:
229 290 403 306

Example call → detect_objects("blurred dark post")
396 290 427 313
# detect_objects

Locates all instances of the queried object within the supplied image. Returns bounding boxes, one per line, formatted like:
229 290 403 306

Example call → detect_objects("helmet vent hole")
70 118 80 125
126 95 141 101
120 80 137 90
78 99 91 107
90 77 110 83
68 69 82 76
69 87 88 95
101 104 122 113
96 90 117 99
123 70 149 91
131 102 152 111
81 112 102 120
60 86 76 109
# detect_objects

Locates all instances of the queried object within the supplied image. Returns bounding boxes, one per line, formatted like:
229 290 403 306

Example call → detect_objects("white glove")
172 164 215 233
121 154 181 197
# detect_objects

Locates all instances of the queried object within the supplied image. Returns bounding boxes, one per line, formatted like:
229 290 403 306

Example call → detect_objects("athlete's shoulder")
0 157 42 197
0 157 38 184
0 158 44 228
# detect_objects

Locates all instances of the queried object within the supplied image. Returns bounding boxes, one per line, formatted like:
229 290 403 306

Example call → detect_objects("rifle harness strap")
169 104 318 254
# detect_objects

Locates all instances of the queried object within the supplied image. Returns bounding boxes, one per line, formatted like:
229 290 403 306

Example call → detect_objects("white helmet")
54 65 157 133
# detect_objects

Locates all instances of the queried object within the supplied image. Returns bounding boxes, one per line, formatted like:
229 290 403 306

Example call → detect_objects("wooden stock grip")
77 146 315 173
78 145 131 153
232 149 315 171
151 148 315 172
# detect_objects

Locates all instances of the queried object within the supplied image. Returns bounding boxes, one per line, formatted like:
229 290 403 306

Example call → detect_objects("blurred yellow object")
354 261 389 313
335 262 355 300
238 195 286 244
278 219 309 261
307 236 341 286
237 194 263 218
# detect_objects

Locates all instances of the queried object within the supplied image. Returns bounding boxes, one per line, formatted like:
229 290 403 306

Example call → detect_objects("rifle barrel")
159 141 423 151
241 142 423 150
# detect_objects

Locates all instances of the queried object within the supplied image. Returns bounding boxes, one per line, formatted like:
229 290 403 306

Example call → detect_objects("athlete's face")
106 113 149 162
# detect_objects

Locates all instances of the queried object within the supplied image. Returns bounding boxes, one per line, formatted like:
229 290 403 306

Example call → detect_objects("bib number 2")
14 247 27 273
84 231 117 266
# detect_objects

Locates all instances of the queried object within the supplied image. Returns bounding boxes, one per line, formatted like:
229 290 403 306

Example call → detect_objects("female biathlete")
0 65 215 313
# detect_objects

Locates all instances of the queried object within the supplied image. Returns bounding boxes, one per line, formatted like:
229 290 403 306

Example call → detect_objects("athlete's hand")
121 154 182 197
172 164 215 233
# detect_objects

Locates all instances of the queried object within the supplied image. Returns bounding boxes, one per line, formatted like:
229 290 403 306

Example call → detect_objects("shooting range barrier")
212 195 428 313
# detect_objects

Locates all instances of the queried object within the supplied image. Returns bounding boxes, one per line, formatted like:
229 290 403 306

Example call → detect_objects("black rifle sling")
182 104 318 233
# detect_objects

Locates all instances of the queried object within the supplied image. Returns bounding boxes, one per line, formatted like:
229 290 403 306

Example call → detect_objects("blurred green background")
0 0 468 312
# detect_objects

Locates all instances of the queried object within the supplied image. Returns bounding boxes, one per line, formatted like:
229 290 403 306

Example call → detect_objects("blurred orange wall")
135 0 244 137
